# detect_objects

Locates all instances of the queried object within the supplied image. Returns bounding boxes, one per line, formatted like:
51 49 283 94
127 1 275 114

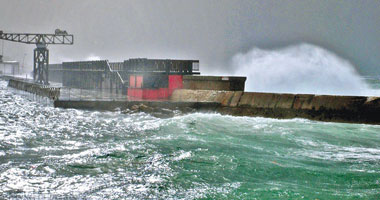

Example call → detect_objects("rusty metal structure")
0 30 74 84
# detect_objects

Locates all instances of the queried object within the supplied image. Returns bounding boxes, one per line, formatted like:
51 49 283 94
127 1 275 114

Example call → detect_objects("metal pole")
22 53 26 74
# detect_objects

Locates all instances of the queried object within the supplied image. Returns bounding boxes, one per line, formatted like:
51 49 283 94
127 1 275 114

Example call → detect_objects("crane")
0 29 74 84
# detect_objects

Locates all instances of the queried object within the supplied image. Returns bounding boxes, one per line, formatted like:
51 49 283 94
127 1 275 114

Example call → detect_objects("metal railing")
58 87 127 101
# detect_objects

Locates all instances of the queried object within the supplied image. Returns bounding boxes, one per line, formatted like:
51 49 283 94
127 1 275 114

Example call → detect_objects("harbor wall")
6 78 380 124
7 78 60 100
170 89 380 124
54 100 220 112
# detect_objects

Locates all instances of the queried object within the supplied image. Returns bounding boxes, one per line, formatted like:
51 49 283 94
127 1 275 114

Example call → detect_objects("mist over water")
233 43 379 96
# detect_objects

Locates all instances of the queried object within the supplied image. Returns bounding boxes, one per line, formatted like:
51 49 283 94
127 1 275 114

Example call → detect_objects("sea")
1 76 380 199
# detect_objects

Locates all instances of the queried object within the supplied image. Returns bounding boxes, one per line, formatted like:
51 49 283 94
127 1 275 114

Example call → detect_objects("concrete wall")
182 75 246 91
170 89 242 107
54 88 380 124
170 89 380 124
54 100 220 112
8 79 60 100
8 76 380 124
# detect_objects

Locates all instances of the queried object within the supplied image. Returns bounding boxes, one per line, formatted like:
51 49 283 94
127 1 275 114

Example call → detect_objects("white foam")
233 43 380 96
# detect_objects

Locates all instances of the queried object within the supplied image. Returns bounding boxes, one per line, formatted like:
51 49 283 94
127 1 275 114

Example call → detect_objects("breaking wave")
233 43 379 96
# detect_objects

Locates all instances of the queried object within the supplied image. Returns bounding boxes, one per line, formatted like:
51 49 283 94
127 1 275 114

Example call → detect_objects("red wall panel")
143 89 158 100
168 75 183 96
168 75 183 89
128 75 183 100
127 88 143 99
158 88 169 99
136 76 143 88
129 75 135 88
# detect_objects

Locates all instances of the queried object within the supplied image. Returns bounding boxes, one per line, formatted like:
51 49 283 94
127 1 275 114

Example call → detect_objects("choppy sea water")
1 79 380 199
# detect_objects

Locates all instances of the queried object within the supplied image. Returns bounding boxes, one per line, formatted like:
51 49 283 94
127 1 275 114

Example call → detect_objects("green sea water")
1 79 380 199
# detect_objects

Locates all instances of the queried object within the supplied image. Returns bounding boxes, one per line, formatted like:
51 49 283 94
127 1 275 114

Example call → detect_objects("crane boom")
0 32 73 45
0 30 74 84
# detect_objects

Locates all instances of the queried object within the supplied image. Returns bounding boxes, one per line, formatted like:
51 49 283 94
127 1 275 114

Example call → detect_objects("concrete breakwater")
5 77 380 124
171 89 380 124
54 100 220 119
54 99 220 111
54 89 380 125
7 78 60 100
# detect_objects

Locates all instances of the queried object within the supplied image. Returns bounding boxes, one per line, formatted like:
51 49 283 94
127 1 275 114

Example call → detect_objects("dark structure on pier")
49 58 201 99
124 58 199 99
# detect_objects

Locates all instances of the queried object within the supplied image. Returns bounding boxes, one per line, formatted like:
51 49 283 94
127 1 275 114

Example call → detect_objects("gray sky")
1 0 379 75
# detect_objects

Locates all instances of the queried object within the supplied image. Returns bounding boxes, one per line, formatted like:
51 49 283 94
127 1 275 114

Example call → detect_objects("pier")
3 57 380 125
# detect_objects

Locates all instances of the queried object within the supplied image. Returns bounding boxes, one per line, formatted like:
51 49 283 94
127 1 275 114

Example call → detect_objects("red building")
125 58 199 100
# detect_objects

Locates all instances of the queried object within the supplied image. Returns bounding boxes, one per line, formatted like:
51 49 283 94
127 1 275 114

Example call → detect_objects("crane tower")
0 29 74 84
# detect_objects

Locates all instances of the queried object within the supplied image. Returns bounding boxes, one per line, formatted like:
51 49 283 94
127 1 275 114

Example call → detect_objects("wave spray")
232 43 376 96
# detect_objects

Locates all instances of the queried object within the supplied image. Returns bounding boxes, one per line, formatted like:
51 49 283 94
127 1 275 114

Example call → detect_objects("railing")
123 58 198 74
106 60 124 84
7 78 60 100
58 87 127 101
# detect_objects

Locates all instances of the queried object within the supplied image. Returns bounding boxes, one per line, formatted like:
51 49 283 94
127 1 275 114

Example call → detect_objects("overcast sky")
0 0 379 75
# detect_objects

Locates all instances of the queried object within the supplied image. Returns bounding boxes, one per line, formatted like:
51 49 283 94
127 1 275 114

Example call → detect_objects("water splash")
233 43 378 96
86 54 102 61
